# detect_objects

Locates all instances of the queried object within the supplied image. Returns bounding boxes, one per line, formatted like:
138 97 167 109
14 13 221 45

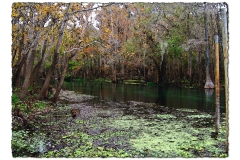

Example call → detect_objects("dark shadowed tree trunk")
215 11 224 82
112 62 117 83
150 56 161 83
37 48 59 100
159 55 166 84
149 55 166 84
186 13 192 85
48 37 80 103
12 54 27 88
52 57 69 103
29 39 48 87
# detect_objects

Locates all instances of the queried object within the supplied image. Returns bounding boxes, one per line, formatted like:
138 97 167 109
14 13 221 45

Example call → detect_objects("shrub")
33 101 47 109
12 93 20 103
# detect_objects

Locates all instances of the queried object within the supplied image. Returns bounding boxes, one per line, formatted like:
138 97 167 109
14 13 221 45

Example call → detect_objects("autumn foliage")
12 2 228 102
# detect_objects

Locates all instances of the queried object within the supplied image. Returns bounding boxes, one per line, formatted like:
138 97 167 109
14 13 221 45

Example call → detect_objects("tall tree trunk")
221 7 229 154
19 42 38 100
99 53 102 77
12 54 27 87
188 51 192 84
130 64 133 79
197 52 202 86
109 6 117 83
37 3 71 100
160 55 166 84
210 13 216 81
37 49 58 100
147 61 152 82
52 57 69 103
12 25 28 88
38 38 55 79
150 56 161 84
29 39 48 86
143 50 146 81
112 62 117 83
12 49 17 66
204 11 214 89
214 35 220 134
121 59 125 75
215 11 224 82
187 13 192 84
12 23 26 68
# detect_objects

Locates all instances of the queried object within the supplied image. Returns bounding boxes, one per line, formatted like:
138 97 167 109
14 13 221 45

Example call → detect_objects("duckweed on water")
154 114 177 119
176 108 198 112
187 114 212 119
12 97 227 158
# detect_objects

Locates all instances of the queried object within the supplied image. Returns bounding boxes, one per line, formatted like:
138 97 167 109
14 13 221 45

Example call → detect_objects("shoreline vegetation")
12 88 227 158
64 77 226 89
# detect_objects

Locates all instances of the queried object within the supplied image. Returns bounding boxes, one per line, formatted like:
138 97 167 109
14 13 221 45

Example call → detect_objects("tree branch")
64 40 104 56
68 3 114 15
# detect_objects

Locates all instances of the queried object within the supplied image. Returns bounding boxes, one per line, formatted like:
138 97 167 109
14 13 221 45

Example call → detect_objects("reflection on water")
205 89 214 97
62 81 225 112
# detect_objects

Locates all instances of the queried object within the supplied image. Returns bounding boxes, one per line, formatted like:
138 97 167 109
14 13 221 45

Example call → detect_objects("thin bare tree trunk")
214 35 220 134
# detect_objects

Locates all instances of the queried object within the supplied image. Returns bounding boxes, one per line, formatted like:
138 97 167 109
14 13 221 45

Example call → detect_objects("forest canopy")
11 2 228 102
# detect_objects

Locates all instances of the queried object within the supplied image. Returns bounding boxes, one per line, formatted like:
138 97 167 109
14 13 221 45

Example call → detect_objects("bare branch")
64 40 104 54
68 3 114 15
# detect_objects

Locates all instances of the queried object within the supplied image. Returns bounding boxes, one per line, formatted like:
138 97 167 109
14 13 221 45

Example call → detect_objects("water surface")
63 81 225 112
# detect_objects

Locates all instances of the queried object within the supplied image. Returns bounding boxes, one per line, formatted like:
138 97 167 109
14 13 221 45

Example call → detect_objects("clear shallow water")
62 81 226 112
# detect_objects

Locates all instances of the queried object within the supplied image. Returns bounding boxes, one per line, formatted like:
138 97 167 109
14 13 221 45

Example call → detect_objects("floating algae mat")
12 91 227 158
103 107 227 158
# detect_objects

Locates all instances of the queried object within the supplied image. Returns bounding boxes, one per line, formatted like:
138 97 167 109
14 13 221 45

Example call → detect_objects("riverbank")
55 88 95 103
12 89 228 158
65 77 193 87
